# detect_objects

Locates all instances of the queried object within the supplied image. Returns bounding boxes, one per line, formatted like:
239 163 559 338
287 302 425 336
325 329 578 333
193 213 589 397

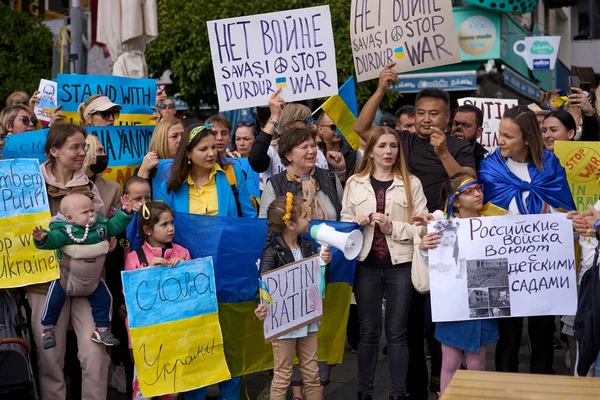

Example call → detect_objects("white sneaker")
110 364 127 394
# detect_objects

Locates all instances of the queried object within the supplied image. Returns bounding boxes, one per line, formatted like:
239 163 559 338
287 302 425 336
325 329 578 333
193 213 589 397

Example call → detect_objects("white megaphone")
309 223 363 261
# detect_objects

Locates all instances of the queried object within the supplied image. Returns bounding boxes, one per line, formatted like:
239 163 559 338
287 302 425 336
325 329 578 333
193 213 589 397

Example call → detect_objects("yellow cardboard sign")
555 141 600 211
0 211 59 288
130 313 231 397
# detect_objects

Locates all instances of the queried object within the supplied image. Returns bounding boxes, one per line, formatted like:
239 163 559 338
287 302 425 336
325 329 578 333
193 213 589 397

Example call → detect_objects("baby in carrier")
33 193 134 349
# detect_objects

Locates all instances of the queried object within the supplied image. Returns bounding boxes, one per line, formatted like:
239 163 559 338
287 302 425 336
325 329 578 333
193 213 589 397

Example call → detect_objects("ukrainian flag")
321 77 360 151
172 213 357 375
258 279 273 305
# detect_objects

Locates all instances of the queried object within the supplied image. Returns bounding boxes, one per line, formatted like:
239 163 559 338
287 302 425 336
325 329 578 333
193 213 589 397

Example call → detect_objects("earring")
187 158 191 165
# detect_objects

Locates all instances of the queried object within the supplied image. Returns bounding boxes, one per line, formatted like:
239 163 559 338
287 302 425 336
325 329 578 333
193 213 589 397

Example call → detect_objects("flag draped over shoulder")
322 77 360 151
172 213 357 376
479 149 576 215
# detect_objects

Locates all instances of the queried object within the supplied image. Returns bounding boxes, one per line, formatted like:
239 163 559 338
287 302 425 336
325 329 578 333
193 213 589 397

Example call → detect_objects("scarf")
285 165 328 220
479 149 576 214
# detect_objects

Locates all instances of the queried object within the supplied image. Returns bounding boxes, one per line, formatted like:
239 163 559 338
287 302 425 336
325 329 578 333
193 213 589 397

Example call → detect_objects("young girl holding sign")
419 173 499 395
123 201 190 400
255 193 331 400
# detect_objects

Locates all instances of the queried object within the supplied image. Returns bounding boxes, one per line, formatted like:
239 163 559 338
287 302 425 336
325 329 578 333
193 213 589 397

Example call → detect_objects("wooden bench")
441 370 600 399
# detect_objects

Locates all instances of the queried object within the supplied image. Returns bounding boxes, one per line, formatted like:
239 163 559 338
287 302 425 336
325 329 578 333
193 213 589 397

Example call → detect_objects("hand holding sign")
378 63 398 92
269 88 285 120
49 105 66 127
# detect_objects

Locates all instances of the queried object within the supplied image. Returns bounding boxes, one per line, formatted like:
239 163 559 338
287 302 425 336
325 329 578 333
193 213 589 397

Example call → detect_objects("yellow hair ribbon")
282 192 293 223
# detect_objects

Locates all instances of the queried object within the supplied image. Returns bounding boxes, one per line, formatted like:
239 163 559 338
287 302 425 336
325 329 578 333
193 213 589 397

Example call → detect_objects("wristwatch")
267 118 279 128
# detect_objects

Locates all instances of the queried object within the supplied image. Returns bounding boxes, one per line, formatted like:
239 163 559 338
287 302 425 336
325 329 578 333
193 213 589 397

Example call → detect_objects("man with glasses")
451 105 487 170
316 112 356 182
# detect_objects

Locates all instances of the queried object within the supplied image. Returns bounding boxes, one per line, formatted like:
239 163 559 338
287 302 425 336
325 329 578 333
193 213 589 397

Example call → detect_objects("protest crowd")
3 3 600 400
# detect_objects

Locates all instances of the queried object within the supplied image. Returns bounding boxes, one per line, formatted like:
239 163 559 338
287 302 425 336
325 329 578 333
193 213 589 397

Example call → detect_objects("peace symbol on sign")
274 57 288 74
391 26 404 42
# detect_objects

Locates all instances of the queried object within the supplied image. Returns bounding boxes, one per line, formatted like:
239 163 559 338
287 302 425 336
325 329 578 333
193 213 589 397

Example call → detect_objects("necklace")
67 224 90 243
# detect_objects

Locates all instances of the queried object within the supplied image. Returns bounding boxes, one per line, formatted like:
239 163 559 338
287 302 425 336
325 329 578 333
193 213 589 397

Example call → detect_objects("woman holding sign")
26 123 109 400
78 95 122 127
478 106 576 375
341 126 428 400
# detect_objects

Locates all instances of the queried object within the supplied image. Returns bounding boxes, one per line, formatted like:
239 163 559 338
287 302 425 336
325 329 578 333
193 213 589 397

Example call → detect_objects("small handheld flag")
259 279 273 305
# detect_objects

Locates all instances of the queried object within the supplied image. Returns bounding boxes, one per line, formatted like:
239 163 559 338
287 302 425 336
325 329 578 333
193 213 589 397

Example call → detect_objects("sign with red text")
458 97 518 152
428 214 576 322
261 255 322 342
555 141 600 211
207 6 338 111
350 0 461 82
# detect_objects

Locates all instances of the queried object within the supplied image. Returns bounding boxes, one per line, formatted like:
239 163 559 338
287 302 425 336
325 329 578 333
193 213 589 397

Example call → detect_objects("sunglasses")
20 116 38 126
294 118 315 127
94 110 120 120
460 184 484 196
158 103 176 110
319 124 336 131
236 120 257 128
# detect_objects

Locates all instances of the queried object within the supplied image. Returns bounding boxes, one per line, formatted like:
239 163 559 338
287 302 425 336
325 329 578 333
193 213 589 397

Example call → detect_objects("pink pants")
440 343 487 394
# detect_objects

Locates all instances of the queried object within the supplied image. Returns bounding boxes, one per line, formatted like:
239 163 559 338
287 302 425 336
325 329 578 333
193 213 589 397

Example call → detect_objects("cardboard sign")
207 6 338 111
555 141 600 211
350 0 461 82
457 97 518 152
0 159 59 288
34 79 58 122
428 214 577 322
2 126 154 188
262 255 322 342
122 258 231 397
513 36 561 71
57 74 156 125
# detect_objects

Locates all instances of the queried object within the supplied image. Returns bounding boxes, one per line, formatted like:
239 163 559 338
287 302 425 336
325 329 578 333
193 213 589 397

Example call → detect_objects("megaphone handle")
318 243 329 299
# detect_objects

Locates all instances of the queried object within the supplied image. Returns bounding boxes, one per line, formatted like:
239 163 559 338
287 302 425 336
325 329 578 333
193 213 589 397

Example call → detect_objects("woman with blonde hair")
0 104 40 134
248 89 332 186
78 95 122 127
136 118 184 182
6 90 29 106
341 126 428 400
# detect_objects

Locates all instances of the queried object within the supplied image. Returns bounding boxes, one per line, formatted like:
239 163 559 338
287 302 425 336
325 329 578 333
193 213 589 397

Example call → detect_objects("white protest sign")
262 255 322 342
350 0 461 82
458 97 518 153
207 6 338 112
428 215 576 322
34 79 58 122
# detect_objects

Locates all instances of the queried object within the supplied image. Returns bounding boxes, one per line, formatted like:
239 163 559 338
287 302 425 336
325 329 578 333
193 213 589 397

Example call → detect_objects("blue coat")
156 164 256 218
435 319 499 353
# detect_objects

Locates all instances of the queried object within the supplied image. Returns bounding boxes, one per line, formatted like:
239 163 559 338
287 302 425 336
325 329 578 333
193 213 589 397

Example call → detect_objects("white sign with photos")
427 214 577 322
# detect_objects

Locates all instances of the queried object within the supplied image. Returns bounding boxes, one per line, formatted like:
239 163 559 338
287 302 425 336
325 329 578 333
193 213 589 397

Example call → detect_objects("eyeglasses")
158 103 176 110
452 120 473 128
295 118 315 127
460 184 484 196
93 110 120 120
20 116 38 126
319 124 336 131
61 143 90 153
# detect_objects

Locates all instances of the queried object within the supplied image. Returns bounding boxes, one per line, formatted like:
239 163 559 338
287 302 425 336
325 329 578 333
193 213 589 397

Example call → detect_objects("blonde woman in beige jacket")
341 126 428 400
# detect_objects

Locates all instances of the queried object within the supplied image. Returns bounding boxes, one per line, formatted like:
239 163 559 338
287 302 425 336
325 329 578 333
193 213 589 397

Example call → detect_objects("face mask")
90 155 108 174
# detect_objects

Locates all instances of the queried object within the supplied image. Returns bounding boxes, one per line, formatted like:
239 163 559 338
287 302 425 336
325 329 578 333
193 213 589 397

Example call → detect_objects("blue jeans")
183 377 241 400
41 278 112 328
595 351 600 377
354 263 413 396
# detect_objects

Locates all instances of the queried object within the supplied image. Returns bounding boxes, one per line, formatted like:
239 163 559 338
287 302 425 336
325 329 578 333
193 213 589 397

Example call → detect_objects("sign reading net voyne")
207 6 338 111
350 0 461 82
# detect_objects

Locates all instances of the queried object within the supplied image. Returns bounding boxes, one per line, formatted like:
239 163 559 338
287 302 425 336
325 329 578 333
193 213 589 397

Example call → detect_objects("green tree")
146 0 399 112
0 4 52 107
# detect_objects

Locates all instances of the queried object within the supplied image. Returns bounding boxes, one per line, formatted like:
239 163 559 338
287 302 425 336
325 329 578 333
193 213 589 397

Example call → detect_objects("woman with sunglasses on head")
248 89 331 187
478 106 576 375
26 123 110 400
232 118 259 158
78 95 122 127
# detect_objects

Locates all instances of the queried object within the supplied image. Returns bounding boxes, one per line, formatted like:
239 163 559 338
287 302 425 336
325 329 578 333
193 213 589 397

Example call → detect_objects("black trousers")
405 290 428 400
495 316 555 374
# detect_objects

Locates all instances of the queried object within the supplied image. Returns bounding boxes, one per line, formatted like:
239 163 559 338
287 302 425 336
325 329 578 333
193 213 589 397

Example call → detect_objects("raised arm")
354 63 398 142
